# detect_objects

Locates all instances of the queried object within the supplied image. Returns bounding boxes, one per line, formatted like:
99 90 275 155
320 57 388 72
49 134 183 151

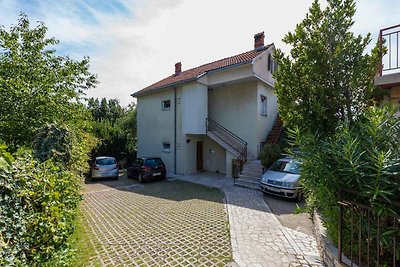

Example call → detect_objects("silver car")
92 156 119 180
260 157 302 201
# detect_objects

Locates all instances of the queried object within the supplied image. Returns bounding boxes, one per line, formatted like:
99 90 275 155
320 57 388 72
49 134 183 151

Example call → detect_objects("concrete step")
234 179 260 191
238 174 262 181
242 167 262 174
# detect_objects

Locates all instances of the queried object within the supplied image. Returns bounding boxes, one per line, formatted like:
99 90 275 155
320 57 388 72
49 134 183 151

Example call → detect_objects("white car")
91 156 119 180
260 157 302 201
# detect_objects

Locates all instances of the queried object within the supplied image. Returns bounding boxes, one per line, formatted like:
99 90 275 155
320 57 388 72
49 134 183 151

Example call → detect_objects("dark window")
163 143 171 152
267 53 272 71
154 158 164 166
260 95 267 116
145 159 156 167
96 158 116 165
162 100 171 110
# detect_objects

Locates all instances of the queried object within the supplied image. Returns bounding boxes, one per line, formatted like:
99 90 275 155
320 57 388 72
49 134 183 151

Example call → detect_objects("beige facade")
135 42 278 177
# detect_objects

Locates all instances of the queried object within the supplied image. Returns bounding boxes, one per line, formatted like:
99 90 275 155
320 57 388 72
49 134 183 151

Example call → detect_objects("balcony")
374 24 400 89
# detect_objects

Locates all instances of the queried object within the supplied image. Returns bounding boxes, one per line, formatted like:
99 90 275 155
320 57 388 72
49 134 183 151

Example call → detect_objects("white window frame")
162 142 171 153
260 95 267 116
162 100 171 110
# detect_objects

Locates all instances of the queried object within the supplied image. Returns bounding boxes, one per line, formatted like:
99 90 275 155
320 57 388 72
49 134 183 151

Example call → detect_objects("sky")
0 0 399 106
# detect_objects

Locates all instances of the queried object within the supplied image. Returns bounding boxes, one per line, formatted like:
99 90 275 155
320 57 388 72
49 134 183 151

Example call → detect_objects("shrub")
289 104 400 263
34 123 98 176
0 150 81 266
260 144 282 168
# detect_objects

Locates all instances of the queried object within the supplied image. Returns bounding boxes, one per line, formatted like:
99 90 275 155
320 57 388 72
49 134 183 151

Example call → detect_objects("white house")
131 32 278 177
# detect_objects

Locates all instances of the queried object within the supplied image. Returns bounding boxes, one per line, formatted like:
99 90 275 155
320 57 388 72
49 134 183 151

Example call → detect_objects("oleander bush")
289 104 400 264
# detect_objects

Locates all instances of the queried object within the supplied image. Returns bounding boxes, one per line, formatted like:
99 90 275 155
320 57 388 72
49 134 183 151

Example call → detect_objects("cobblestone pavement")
83 178 232 266
176 173 325 267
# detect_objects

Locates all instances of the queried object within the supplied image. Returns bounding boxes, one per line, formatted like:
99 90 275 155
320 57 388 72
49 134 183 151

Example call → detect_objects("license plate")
153 172 161 176
266 186 280 192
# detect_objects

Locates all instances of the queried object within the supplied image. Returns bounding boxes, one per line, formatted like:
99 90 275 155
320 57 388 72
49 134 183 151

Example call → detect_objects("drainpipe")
174 86 177 175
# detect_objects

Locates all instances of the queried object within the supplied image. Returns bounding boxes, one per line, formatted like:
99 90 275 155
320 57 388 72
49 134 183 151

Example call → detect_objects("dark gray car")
127 157 166 183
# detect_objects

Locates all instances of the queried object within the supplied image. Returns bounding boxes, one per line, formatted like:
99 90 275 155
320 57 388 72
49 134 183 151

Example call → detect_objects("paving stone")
177 173 325 267
83 180 232 266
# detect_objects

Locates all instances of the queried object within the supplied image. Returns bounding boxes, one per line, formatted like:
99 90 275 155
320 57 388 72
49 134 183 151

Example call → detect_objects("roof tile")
132 44 271 96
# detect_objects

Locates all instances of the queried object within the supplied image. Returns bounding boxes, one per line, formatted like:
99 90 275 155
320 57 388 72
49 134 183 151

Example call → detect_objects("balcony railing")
379 24 400 75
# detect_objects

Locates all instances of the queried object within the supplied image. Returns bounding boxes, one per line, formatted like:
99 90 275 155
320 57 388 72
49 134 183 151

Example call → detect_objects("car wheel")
114 176 118 180
161 173 166 180
138 173 143 183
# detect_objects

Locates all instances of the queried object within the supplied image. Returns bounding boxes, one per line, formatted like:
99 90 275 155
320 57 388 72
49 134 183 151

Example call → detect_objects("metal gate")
338 188 400 266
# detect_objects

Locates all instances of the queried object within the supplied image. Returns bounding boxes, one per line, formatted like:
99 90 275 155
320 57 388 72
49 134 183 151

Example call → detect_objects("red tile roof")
132 44 272 97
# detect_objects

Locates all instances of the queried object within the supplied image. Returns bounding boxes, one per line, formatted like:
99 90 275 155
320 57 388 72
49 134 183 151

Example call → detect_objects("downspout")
174 86 177 175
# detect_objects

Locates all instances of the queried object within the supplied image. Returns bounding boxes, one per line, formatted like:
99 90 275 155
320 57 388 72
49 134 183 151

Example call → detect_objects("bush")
0 150 81 266
260 144 282 168
289 104 400 263
34 123 98 176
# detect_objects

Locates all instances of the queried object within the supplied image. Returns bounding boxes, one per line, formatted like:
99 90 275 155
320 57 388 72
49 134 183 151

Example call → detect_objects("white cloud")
0 0 397 106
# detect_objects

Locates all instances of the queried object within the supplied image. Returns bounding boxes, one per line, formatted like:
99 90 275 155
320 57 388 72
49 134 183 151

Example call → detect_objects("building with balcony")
374 24 400 102
131 32 279 177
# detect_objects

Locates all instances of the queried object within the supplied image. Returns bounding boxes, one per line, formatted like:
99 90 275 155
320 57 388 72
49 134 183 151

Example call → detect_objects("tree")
88 98 137 161
274 0 381 135
0 14 97 148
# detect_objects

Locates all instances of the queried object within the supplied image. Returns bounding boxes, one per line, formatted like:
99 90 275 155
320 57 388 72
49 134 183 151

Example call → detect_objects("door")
196 141 203 171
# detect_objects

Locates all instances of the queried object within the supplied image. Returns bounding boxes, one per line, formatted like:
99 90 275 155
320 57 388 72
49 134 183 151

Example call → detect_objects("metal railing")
338 188 400 266
206 118 247 179
379 24 400 75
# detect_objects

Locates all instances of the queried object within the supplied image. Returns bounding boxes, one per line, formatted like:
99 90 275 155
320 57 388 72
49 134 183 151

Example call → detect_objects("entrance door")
196 141 203 171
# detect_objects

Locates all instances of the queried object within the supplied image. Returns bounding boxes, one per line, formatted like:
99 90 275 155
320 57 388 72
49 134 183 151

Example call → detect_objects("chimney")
175 62 182 75
254 32 265 50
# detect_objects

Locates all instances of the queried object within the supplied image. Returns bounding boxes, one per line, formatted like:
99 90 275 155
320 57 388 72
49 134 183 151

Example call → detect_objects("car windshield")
269 160 300 174
96 158 116 165
145 159 156 167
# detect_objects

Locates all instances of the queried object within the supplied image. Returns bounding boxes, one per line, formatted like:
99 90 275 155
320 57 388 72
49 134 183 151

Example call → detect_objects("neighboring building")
374 24 400 102
131 32 278 177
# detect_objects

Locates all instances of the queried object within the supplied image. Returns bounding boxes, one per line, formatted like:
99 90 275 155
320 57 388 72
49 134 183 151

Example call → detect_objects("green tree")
0 14 97 148
274 0 381 135
88 99 137 161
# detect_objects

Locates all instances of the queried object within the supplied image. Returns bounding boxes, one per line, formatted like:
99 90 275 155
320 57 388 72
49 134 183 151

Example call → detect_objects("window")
260 95 267 116
162 100 171 110
268 53 278 74
267 53 272 71
163 142 171 152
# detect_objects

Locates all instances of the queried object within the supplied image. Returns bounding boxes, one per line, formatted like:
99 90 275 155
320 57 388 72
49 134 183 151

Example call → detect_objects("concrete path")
175 173 324 267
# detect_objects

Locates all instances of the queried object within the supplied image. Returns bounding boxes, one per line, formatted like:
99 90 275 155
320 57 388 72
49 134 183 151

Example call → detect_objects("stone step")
234 179 260 191
243 166 262 173
238 173 262 180
242 166 263 171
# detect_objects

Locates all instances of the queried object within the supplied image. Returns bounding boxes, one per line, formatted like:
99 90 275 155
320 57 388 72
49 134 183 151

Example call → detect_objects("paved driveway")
83 175 232 266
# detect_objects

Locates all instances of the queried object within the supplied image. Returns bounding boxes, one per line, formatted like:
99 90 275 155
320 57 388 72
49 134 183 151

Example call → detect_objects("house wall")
206 64 253 86
256 81 278 156
203 136 226 173
182 83 208 134
137 88 176 174
208 82 258 159
253 46 275 85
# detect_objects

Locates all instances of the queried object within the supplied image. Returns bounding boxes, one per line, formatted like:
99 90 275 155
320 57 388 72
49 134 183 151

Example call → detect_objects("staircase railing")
206 118 247 179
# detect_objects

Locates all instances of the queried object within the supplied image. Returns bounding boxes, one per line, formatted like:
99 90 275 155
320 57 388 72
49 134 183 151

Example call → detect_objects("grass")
68 207 99 267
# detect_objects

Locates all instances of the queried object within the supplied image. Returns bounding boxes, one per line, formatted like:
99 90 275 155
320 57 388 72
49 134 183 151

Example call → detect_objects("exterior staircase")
206 118 247 178
234 160 263 190
266 115 283 144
